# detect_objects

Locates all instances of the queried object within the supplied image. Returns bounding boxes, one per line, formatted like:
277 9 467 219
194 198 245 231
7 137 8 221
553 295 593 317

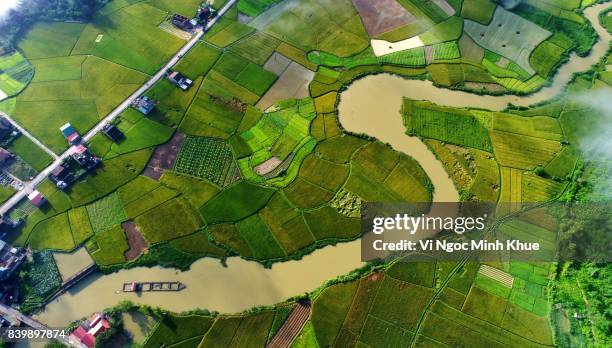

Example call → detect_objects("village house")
27 190 45 207
71 145 100 169
102 124 123 141
48 145 100 190
60 123 81 145
0 240 25 281
70 313 111 348
196 4 216 24
131 96 156 115
171 13 194 31
166 70 193 90
48 165 71 189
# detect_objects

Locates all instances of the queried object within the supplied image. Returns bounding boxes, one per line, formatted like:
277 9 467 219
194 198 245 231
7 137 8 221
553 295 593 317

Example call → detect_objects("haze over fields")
0 0 19 18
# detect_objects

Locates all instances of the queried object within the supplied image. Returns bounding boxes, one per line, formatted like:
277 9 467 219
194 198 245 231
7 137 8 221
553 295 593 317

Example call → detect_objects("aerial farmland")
0 0 609 347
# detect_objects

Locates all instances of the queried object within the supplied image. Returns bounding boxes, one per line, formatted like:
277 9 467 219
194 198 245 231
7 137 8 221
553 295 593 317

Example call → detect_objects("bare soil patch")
254 157 282 175
367 271 383 282
122 221 148 261
464 82 507 93
267 302 311 348
424 45 435 64
264 52 291 75
256 61 314 110
143 132 186 180
352 0 416 37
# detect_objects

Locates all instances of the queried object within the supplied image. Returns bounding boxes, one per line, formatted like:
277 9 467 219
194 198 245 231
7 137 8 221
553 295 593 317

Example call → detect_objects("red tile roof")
81 334 95 348
75 144 87 154
66 132 80 142
71 326 88 340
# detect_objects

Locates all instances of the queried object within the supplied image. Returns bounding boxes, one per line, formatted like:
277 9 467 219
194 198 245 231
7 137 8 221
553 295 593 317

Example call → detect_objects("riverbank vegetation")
3 0 611 346
2 0 605 269
19 251 62 314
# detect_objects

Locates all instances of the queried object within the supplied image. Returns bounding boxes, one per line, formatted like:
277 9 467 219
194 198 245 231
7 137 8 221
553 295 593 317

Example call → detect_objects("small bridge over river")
46 263 98 304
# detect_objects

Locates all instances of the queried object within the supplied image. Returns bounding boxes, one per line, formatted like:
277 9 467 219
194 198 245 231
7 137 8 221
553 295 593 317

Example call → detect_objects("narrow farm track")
267 302 311 348
0 0 237 217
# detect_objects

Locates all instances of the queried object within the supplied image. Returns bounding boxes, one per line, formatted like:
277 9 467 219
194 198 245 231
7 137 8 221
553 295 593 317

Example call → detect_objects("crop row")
175 136 237 186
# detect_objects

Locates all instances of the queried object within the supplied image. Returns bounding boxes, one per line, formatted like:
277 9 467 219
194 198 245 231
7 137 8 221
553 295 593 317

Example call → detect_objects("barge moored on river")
122 281 185 292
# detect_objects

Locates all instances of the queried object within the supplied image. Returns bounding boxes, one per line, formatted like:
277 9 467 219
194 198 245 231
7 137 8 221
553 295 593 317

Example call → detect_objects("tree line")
0 0 111 51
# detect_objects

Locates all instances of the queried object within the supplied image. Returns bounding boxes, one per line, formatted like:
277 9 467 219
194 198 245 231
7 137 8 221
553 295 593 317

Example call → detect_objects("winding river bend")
36 3 610 327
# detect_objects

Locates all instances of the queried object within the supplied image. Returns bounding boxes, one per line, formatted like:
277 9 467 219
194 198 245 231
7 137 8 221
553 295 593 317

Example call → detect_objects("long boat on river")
122 281 186 292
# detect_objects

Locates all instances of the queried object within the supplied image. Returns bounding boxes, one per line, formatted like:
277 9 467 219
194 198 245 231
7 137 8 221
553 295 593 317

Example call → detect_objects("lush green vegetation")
249 0 369 57
86 224 129 266
0 51 34 96
0 0 109 51
9 6 611 346
28 212 75 251
236 98 316 186
143 314 215 348
68 207 94 245
403 99 493 151
20 251 62 313
11 53 148 152
200 181 275 223
86 192 126 234
135 197 203 244
174 136 240 187
462 0 496 25
530 33 574 77
512 2 597 56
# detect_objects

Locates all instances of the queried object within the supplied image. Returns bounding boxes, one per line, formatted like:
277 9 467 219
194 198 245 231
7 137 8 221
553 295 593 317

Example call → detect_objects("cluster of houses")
171 2 217 31
60 123 81 145
0 117 20 178
37 95 159 198
50 145 101 191
0 239 25 282
44 123 101 190
70 313 112 348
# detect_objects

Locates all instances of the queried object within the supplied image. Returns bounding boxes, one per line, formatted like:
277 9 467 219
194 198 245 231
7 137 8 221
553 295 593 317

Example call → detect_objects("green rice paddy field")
3 0 598 274
0 0 608 346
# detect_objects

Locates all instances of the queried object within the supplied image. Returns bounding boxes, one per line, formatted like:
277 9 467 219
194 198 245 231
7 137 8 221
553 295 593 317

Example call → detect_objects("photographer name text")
372 239 540 252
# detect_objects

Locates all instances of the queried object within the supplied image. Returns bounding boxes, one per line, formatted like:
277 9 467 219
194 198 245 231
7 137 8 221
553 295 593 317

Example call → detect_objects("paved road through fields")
0 111 58 160
0 0 237 217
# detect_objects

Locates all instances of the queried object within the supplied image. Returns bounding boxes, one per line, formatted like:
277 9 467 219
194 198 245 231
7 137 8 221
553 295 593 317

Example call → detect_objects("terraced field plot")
352 0 417 37
236 98 316 186
403 99 493 151
249 0 369 57
12 54 148 152
174 136 241 187
0 51 34 98
461 0 497 25
5 2 608 345
76 1 184 74
464 7 551 74
491 130 561 170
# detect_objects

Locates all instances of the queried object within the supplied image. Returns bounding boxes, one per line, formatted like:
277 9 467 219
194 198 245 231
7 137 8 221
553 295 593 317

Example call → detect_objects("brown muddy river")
36 3 610 327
